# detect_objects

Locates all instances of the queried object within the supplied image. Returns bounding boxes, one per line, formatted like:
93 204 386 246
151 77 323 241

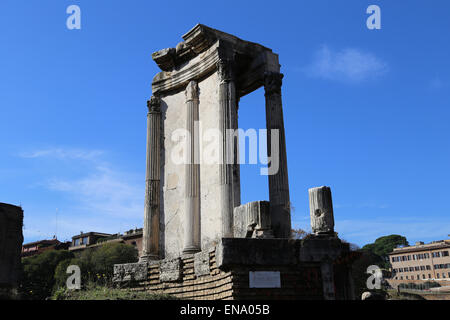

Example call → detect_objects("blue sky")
1 0 449 247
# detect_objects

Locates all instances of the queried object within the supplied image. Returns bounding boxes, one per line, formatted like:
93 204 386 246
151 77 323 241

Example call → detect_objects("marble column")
217 59 237 238
264 72 291 238
232 98 241 210
140 96 161 262
183 81 201 254
308 186 335 234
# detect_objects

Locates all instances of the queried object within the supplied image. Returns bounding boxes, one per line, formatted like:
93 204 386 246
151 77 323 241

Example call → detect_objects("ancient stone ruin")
0 203 24 299
114 24 356 300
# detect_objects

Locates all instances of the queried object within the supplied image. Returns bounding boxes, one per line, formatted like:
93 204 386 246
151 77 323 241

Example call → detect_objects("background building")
69 229 143 256
21 238 70 257
388 240 450 287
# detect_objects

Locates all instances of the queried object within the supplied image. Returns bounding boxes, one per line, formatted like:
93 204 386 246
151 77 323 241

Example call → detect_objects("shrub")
20 250 74 300
54 242 138 290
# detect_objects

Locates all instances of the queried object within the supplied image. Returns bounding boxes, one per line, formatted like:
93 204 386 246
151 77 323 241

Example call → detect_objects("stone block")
233 201 273 238
216 238 297 269
194 251 210 277
113 262 148 283
160 257 182 282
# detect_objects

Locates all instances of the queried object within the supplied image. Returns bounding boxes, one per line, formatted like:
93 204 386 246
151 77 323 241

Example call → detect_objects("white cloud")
47 165 143 219
20 148 104 160
20 147 144 243
304 45 388 83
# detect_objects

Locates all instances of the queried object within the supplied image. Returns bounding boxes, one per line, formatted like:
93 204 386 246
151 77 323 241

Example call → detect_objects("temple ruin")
113 24 356 300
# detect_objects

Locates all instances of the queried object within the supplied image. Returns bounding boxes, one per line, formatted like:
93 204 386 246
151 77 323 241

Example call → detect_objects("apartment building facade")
389 240 450 285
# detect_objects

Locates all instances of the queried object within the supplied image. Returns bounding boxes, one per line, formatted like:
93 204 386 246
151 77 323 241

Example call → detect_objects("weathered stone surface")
160 258 182 282
233 201 273 238
194 251 210 277
0 203 23 297
264 72 291 239
216 237 349 270
321 261 336 300
298 235 345 261
113 262 148 282
141 96 161 262
216 238 297 269
183 80 201 254
309 186 335 234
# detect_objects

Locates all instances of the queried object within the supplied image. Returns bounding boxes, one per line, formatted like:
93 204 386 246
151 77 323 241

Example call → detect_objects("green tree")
350 250 384 298
20 250 74 300
54 242 138 290
362 234 408 268
89 242 138 282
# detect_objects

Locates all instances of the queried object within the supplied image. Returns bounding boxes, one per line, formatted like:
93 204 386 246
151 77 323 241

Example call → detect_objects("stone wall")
0 203 24 298
121 247 325 300
115 237 356 300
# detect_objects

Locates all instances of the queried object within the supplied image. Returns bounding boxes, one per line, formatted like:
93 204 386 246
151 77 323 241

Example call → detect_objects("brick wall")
128 248 324 300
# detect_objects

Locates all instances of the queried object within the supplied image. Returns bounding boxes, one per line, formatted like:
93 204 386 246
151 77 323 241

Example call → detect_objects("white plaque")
249 271 281 288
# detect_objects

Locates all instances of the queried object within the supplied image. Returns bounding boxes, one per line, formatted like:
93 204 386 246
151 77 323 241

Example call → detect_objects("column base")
182 246 201 254
139 254 159 263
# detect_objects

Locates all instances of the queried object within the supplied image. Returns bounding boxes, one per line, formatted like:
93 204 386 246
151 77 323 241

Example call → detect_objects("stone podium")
114 25 356 300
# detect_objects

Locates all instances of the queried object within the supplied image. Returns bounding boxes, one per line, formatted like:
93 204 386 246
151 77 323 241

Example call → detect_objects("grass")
52 284 177 300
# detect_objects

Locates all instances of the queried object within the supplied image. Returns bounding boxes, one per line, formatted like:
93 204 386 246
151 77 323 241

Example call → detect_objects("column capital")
185 80 199 102
216 59 236 83
264 72 284 96
147 95 161 113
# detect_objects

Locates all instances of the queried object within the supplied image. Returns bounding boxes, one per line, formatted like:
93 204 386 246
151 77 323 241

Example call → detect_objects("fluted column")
183 81 201 254
217 59 237 238
264 72 291 238
140 96 161 262
232 98 241 209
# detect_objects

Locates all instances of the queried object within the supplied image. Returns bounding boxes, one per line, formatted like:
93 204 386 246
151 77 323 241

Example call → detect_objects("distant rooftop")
389 239 450 255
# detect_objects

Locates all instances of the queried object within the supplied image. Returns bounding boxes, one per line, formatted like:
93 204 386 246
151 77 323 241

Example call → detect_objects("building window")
400 276 403 280
409 267 414 272
417 275 420 280
420 266 425 271
429 274 432 278
436 273 440 279
415 266 420 271
74 239 80 246
406 276 409 280
426 265 431 270
422 274 426 279
442 251 449 257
